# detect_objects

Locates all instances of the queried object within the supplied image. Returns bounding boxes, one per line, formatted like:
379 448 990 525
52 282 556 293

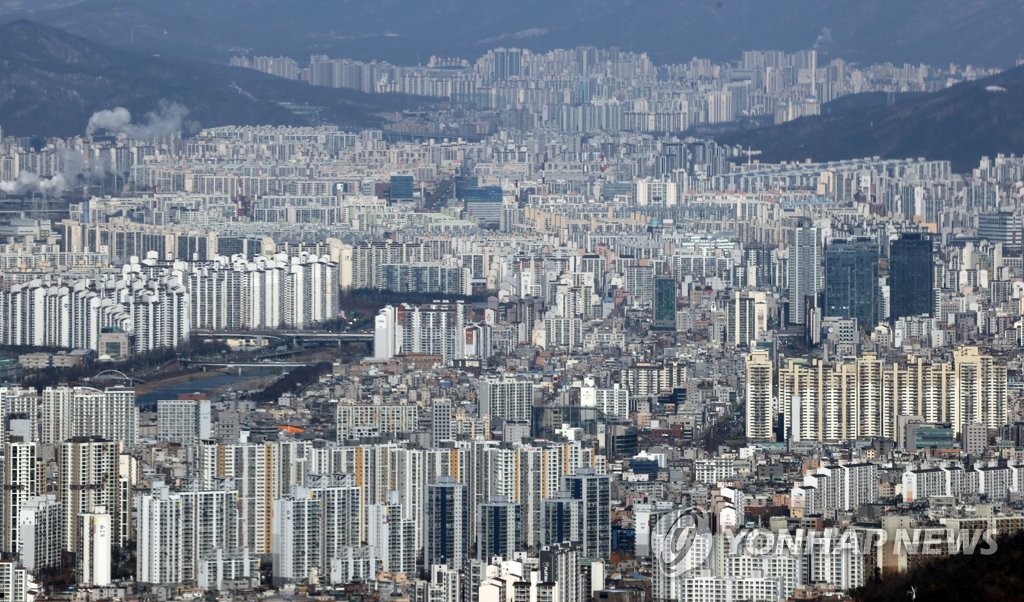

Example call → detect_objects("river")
136 367 281 407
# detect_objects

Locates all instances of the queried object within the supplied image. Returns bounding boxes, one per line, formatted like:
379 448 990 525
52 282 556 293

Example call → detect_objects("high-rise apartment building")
374 301 469 362
2 439 37 554
335 402 419 442
340 239 453 292
60 438 129 553
540 491 583 547
477 377 534 424
271 481 362 584
728 291 769 347
579 382 630 420
0 272 189 354
136 481 247 586
562 469 611 560
477 496 522 561
425 477 469 570
77 508 112 587
491 48 523 80
745 350 775 441
787 220 821 326
776 348 1006 441
539 542 582 602
197 442 278 554
18 495 60 572
366 496 416 575
181 486 243 584
977 212 1023 248
186 253 338 330
136 485 185 584
271 492 322 585
157 397 213 446
373 304 398 360
0 561 36 602
42 386 138 445
0 387 38 448
953 346 1008 433
432 399 454 446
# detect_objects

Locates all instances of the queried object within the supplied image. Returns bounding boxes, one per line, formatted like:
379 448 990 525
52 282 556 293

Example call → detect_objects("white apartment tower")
60 438 128 553
198 442 276 554
373 305 397 360
136 485 185 584
44 387 139 445
0 561 36 602
18 495 61 573
366 497 417 575
136 481 243 586
728 290 769 347
579 381 630 420
2 439 37 554
477 377 534 424
0 387 38 447
157 397 213 445
374 301 469 362
41 386 138 445
77 507 112 587
271 481 362 584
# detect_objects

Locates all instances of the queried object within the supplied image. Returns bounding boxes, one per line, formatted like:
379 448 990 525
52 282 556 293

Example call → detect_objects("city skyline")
0 4 1024 602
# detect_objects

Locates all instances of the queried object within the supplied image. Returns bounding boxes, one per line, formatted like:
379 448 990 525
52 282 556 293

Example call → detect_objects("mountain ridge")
717 66 1024 172
0 20 428 138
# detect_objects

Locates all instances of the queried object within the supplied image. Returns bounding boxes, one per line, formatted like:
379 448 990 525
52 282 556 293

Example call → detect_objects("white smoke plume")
85 107 132 137
58 147 86 179
813 26 834 51
86 101 192 138
0 172 67 196
0 148 87 197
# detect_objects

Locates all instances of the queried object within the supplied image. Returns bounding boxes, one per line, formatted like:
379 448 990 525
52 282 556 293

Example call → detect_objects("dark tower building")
388 175 414 203
889 233 934 320
653 275 677 330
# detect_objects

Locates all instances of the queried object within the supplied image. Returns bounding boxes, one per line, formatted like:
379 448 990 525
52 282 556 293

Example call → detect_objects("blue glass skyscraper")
825 238 880 330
